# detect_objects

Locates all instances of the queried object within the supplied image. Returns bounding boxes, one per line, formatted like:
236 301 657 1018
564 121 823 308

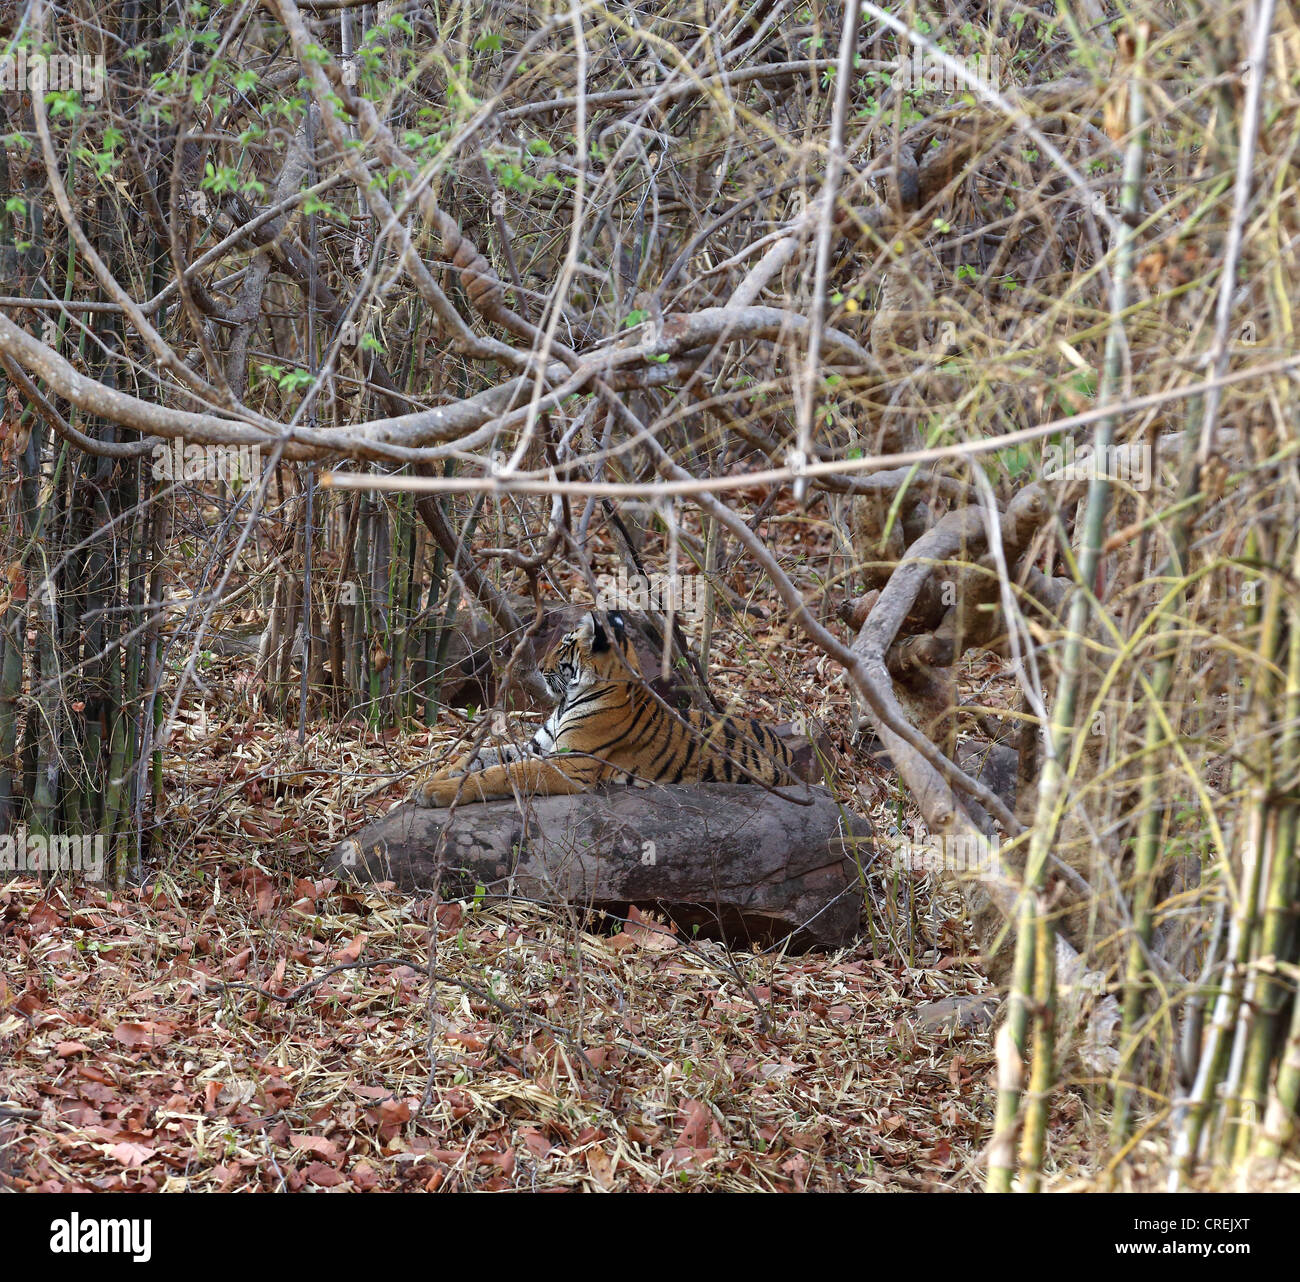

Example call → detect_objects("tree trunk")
328 783 867 950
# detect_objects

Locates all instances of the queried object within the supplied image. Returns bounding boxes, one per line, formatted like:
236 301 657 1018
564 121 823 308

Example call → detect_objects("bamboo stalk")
1170 792 1268 1186
1238 536 1300 1162
1168 547 1277 1184
1019 892 1058 1192
30 445 72 839
389 494 412 724
116 456 148 885
299 465 316 742
423 525 448 727
1000 23 1148 1190
0 400 41 830
988 893 1037 1192
1257 933 1300 1159
146 500 169 825
700 514 719 680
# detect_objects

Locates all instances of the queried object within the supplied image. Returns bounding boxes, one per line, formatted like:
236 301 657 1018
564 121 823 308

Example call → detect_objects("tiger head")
541 611 640 704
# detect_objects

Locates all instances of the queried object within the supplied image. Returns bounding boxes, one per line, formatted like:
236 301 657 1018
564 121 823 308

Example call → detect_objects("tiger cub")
411 611 799 806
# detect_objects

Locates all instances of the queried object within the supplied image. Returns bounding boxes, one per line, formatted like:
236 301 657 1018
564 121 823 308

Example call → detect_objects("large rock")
327 783 869 950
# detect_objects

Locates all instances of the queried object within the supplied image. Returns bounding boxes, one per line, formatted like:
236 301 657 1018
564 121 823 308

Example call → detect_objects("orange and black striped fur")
411 611 799 806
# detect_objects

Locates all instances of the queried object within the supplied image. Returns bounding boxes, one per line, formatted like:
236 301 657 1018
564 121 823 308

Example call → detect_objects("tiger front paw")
410 773 454 808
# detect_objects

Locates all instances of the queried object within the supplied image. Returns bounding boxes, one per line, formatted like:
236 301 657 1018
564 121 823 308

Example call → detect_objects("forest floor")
2 585 1149 1196
6 500 1265 1192
6 624 1300 1196
1 851 998 1192
9 642 1299 1190
0 596 1112 1193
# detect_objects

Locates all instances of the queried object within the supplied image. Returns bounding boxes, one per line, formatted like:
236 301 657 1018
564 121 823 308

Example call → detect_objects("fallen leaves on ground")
1 828 1007 1190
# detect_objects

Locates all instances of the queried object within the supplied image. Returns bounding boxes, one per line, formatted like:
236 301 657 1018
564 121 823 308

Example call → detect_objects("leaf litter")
0 531 1133 1191
0 737 1008 1190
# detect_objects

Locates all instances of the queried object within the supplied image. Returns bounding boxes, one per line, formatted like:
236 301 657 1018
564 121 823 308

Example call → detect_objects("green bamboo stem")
1109 398 1209 1150
1170 563 1280 1185
1231 801 1294 1164
1170 794 1268 1185
121 459 148 882
0 400 40 830
1019 893 1058 1192
987 893 1036 1192
1238 536 1300 1161
1111 652 1175 1144
146 501 168 827
1257 932 1300 1158
423 538 447 727
389 495 412 723
30 445 72 838
1001 25 1148 1190
0 611 20 831
101 626 129 865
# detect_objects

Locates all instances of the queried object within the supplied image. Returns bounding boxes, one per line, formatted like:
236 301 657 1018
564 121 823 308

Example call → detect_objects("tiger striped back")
411 610 801 806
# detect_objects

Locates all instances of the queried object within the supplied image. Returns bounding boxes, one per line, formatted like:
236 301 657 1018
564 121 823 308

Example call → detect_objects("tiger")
411 610 801 807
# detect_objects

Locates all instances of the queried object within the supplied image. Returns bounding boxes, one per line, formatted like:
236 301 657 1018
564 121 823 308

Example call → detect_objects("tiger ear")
589 611 610 652
607 611 626 647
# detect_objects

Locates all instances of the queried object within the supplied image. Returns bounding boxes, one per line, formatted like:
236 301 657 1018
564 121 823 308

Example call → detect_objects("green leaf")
1000 445 1031 477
